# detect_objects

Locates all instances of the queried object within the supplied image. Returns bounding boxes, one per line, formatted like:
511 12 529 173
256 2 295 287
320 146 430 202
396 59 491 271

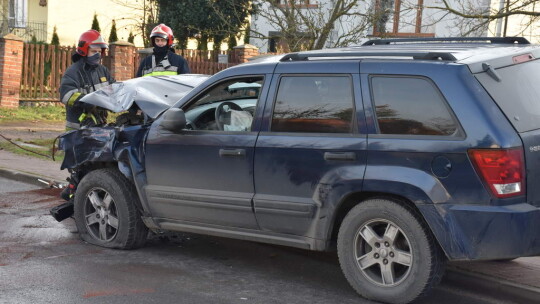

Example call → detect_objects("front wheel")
337 198 445 304
74 168 148 249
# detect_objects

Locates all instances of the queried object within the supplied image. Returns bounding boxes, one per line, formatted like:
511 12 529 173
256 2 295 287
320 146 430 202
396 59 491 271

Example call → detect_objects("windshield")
475 59 540 132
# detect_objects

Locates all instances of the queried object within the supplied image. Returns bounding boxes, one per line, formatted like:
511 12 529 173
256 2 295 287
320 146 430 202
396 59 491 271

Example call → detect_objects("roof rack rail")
280 51 457 62
362 37 530 46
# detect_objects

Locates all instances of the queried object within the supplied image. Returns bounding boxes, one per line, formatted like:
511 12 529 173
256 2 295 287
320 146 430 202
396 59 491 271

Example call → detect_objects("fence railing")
189 61 238 75
20 44 75 102
139 48 241 74
0 20 48 43
20 44 243 102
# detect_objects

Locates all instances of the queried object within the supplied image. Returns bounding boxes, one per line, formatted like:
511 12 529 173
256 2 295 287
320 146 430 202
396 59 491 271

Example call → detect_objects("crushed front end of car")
49 74 209 222
50 125 150 222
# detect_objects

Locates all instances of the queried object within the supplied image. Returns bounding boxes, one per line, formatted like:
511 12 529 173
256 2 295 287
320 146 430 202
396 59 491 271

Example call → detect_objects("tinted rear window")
475 59 540 132
370 76 459 136
271 76 355 133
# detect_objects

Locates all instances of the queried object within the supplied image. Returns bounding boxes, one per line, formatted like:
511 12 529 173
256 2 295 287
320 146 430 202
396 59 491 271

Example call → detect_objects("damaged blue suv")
53 37 540 304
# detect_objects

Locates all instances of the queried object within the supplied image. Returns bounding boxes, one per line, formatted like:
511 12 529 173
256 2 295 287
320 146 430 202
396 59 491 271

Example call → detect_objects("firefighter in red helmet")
136 23 190 77
59 29 114 130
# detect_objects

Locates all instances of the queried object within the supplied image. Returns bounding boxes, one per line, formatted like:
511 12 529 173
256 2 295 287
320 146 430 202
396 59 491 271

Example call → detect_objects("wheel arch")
73 167 148 249
327 191 447 259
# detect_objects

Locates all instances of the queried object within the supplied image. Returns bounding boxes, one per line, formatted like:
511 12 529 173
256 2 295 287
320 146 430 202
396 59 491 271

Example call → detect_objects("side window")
370 76 459 136
183 76 263 131
271 76 354 133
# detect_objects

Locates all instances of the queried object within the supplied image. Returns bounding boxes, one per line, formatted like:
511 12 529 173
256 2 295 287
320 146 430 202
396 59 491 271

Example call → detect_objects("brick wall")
0 34 24 108
233 44 259 63
109 41 138 81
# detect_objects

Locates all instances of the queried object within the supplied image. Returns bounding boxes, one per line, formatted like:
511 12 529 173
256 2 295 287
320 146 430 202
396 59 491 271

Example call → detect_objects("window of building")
370 76 459 136
276 0 318 9
8 0 28 28
271 76 355 133
373 0 434 37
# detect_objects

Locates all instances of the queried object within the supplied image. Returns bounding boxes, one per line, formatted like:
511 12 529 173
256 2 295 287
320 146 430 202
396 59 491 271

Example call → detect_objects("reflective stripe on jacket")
141 56 178 76
59 59 114 128
136 51 190 77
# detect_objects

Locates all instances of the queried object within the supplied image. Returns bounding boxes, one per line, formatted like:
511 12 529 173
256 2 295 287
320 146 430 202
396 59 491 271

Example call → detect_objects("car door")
144 75 268 229
253 61 368 238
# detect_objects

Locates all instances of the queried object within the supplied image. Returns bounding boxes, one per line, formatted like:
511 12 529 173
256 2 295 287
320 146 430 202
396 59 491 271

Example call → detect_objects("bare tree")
110 0 159 47
429 0 540 19
426 0 540 37
251 0 376 52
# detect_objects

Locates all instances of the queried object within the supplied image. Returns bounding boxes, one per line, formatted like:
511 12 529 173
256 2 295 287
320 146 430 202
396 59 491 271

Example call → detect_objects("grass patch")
0 104 123 124
0 137 64 162
0 105 65 122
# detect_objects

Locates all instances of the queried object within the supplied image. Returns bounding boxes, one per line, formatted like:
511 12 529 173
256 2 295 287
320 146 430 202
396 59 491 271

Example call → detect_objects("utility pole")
143 0 147 46
495 0 505 36
503 0 510 37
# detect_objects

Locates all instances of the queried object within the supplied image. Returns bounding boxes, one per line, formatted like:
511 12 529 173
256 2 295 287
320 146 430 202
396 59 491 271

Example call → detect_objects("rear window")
475 59 540 132
370 76 460 136
271 76 355 133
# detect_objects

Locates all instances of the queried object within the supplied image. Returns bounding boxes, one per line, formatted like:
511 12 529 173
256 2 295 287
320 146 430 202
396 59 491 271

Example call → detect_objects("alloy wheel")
353 218 413 287
83 187 119 242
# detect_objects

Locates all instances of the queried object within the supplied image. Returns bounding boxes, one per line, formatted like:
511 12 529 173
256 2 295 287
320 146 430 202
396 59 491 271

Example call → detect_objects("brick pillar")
233 44 259 63
0 34 24 108
109 41 137 81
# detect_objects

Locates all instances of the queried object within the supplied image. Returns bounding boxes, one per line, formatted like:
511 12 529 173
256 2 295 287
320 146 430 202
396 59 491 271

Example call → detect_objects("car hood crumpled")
79 75 207 119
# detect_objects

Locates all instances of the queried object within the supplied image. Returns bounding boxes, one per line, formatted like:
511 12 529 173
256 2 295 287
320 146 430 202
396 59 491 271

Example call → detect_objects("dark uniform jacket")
136 51 190 77
60 57 114 129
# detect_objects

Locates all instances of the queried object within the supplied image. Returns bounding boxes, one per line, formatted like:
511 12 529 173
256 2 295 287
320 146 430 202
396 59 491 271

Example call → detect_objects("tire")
337 198 446 304
74 168 148 249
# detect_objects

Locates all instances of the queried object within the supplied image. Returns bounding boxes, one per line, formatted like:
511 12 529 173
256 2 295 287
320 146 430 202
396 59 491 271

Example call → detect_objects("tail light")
468 148 525 198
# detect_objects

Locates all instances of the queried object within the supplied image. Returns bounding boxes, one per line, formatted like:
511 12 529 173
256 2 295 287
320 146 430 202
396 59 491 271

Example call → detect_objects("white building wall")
488 0 540 43
250 0 492 53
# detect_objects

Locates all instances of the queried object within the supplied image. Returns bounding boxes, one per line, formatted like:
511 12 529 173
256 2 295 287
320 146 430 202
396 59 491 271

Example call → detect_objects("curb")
444 267 540 304
0 167 65 188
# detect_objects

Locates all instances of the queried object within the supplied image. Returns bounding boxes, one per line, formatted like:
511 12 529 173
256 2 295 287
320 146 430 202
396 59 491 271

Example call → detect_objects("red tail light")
468 148 525 198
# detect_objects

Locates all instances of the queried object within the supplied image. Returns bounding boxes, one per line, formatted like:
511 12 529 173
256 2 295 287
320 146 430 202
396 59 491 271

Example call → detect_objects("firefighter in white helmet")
136 23 190 77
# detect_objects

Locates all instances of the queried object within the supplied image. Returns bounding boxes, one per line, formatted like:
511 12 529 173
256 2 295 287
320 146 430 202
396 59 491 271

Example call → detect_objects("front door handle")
324 152 356 161
219 148 246 157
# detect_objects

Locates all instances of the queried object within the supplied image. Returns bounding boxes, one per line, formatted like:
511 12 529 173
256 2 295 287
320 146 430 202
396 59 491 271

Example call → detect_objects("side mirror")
160 108 186 132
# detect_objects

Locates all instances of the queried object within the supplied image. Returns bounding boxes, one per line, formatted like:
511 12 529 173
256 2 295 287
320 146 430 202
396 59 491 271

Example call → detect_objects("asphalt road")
0 178 520 304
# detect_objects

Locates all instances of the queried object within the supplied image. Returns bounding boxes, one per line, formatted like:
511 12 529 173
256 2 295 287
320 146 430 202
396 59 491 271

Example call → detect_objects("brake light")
512 53 535 64
468 148 525 198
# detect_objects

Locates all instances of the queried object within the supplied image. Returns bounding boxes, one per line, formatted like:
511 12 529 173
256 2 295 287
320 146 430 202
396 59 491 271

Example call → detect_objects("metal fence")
0 20 48 42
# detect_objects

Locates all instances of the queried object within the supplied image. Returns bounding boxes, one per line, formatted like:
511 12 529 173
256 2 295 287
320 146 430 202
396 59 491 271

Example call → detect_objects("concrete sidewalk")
0 149 68 186
0 149 539 303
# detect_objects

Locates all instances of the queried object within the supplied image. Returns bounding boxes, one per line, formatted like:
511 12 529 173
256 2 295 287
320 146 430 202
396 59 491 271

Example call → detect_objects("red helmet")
76 30 108 56
150 24 174 46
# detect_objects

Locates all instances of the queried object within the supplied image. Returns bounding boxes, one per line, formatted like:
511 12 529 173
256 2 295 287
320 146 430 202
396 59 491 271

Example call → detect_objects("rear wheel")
74 168 148 249
337 198 445 304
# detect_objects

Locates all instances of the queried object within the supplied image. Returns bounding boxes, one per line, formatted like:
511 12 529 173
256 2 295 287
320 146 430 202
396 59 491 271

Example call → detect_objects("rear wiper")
482 63 502 82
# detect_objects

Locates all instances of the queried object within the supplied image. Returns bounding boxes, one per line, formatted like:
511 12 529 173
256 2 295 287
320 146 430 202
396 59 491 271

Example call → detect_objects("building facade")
0 0 147 47
249 0 494 52
488 0 540 43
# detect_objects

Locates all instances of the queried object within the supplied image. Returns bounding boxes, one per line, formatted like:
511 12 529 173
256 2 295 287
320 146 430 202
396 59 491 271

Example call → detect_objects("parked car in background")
53 37 540 304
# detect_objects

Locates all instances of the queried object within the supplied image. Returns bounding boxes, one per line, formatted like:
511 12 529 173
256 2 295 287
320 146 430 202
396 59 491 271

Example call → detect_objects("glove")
78 101 96 113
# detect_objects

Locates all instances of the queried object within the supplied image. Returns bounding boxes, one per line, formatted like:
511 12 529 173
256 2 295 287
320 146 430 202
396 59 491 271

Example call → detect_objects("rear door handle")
324 152 356 161
219 148 246 157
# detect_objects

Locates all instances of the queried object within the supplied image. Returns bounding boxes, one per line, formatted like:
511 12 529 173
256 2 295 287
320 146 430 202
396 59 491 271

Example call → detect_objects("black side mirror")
160 108 186 132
